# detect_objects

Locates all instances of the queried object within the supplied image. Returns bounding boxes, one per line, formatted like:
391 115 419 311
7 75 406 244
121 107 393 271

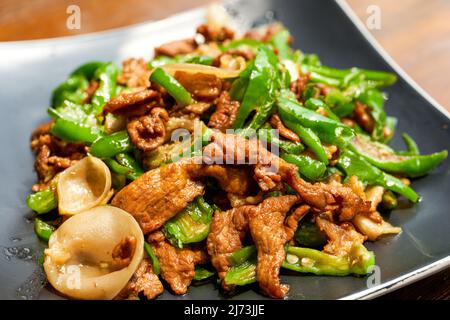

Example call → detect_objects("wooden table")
0 0 448 299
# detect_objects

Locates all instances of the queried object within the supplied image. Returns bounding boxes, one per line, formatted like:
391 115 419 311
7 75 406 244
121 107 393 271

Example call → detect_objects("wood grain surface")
0 0 448 300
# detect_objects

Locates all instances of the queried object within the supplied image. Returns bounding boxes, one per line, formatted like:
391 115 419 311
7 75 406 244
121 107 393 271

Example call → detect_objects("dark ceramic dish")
0 0 448 299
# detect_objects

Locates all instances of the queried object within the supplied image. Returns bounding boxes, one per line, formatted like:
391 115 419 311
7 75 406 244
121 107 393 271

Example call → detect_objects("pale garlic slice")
44 205 144 300
57 156 113 215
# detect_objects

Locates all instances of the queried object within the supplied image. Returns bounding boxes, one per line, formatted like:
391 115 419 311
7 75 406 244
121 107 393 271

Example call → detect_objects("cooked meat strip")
196 23 235 42
269 114 300 143
208 91 240 131
316 217 365 256
154 38 197 57
207 205 252 289
227 192 263 208
290 74 311 102
111 158 205 234
194 165 253 195
111 236 136 269
203 132 370 220
353 101 375 133
127 107 169 152
103 89 162 117
174 71 222 102
83 80 99 104
184 102 212 115
116 259 164 300
111 156 253 234
248 196 308 299
117 58 151 89
149 231 208 295
31 121 86 191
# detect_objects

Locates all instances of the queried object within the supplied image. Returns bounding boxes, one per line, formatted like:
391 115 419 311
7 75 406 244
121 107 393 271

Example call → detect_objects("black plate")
0 0 448 300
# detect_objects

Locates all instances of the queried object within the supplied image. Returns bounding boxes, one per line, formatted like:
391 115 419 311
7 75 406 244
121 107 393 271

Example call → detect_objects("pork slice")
207 205 252 290
111 159 205 234
248 196 308 299
149 232 208 295
116 259 164 300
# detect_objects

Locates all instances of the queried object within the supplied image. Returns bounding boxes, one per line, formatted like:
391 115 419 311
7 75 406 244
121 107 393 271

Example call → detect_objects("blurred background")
0 0 448 299
1 0 449 112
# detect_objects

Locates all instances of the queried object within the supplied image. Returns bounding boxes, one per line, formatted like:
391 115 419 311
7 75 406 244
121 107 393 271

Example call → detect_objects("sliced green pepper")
270 29 291 59
257 128 304 154
277 90 355 149
34 218 55 242
193 267 215 281
144 242 160 275
51 117 101 144
90 130 133 158
281 153 327 181
356 89 387 141
282 244 375 276
163 196 214 248
337 149 419 202
294 222 327 248
232 46 280 133
116 153 144 180
27 189 57 214
51 61 105 108
400 133 420 156
150 67 192 106
91 62 119 115
304 98 340 122
350 134 448 177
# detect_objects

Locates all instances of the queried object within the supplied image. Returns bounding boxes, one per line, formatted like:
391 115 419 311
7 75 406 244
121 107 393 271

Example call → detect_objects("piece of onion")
161 63 241 79
57 156 113 215
44 205 144 300
353 214 401 241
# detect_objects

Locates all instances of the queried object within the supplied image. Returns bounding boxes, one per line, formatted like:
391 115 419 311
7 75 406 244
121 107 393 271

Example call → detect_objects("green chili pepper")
91 62 119 115
278 90 355 148
51 61 105 108
90 130 132 158
104 158 132 176
34 218 55 242
282 244 375 276
229 245 257 266
221 38 263 52
150 67 192 106
163 196 214 248
270 29 291 59
302 65 397 88
116 153 144 180
281 153 327 181
324 89 355 117
26 189 57 214
400 133 420 156
144 242 160 275
232 46 280 133
229 60 255 101
51 75 89 108
70 61 105 79
148 55 213 69
350 134 448 177
51 117 102 143
193 267 216 281
356 89 387 141
304 98 340 121
294 222 327 248
337 149 419 202
257 128 304 154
